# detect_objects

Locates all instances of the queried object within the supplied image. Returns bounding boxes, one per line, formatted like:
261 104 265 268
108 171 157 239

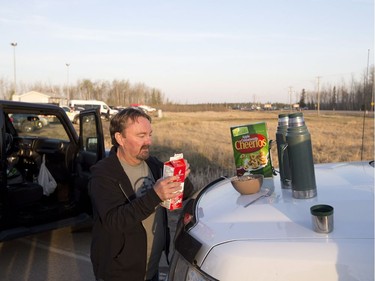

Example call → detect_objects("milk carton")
161 154 186 210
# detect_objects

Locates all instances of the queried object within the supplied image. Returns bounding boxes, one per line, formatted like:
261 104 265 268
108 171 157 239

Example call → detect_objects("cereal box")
160 154 186 210
230 122 273 178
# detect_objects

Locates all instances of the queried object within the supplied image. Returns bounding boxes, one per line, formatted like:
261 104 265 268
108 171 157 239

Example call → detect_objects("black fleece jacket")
88 147 194 281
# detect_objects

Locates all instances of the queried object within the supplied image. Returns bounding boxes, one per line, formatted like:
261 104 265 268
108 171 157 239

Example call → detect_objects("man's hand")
154 176 183 201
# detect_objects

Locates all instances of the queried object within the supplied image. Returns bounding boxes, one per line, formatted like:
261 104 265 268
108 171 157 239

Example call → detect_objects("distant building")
12 91 65 105
293 103 300 109
264 104 272 110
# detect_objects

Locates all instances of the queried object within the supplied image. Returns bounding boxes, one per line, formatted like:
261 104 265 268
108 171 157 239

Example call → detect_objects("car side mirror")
86 137 98 152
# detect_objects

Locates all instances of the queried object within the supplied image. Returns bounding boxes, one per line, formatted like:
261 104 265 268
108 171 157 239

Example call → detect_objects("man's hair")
110 107 152 147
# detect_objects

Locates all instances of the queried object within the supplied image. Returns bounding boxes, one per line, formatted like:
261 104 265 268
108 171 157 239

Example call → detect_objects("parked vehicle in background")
111 106 126 111
68 99 118 120
139 105 156 113
37 115 50 127
130 104 157 115
0 100 105 241
167 161 374 280
60 106 80 124
9 114 44 133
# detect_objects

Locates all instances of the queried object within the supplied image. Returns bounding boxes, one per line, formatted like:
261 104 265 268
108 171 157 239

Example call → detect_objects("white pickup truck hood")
189 161 374 280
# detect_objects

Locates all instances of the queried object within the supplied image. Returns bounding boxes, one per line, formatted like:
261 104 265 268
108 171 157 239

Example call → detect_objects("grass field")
102 110 374 190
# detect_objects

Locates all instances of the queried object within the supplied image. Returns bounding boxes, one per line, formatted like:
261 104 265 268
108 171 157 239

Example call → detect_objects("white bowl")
231 174 264 195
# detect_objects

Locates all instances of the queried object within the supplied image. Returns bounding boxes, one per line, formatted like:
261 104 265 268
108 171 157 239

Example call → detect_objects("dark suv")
0 100 105 241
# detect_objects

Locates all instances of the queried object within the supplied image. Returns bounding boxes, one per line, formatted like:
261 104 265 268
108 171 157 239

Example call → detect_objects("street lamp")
10 42 17 96
66 63 70 101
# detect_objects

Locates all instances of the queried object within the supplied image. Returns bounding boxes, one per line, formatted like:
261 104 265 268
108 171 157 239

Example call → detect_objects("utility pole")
66 63 70 101
361 49 371 161
10 42 17 97
316 76 321 116
370 49 374 112
289 86 293 111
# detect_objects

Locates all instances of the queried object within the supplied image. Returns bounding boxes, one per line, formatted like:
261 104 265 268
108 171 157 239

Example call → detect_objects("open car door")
0 107 7 225
74 108 105 213
0 101 106 241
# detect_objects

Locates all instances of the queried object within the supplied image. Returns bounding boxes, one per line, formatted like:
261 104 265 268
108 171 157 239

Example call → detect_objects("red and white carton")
161 153 186 210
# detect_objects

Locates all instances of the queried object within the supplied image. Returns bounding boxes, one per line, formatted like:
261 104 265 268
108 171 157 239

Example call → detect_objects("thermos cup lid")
310 204 334 216
288 112 305 127
278 114 289 127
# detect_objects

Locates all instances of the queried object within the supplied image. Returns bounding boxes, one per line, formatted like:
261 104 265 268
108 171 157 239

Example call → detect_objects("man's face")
116 116 152 165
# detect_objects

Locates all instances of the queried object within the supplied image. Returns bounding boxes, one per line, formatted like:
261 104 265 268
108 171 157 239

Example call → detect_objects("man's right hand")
154 176 183 201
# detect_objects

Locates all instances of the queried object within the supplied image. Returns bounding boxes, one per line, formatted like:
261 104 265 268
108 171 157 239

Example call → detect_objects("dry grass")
103 110 374 191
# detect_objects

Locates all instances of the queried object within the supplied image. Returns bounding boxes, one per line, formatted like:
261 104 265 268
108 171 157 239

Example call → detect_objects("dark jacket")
88 148 194 281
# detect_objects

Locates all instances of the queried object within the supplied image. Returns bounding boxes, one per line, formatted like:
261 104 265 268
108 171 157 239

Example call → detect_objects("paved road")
0 223 95 281
0 214 178 281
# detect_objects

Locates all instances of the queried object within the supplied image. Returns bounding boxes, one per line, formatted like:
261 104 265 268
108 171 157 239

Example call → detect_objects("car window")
8 112 70 141
81 114 99 152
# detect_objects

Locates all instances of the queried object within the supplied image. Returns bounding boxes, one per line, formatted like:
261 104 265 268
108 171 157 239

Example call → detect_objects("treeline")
67 79 166 107
0 66 373 111
0 78 166 107
299 67 374 111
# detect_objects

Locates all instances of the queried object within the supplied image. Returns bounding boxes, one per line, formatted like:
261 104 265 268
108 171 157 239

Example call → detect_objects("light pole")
10 42 17 96
66 63 70 101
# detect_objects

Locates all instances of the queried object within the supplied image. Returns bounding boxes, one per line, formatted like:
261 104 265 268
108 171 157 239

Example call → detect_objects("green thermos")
276 114 292 189
286 112 317 199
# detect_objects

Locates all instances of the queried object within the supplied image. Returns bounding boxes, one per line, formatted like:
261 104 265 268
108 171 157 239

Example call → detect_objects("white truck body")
167 161 374 281
69 100 118 118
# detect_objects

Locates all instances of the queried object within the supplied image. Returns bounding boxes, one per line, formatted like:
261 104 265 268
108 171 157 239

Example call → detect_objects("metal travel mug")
310 204 334 233
276 114 291 189
286 112 317 199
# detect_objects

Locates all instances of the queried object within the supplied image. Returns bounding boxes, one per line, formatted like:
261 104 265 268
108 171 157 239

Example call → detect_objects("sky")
0 0 373 104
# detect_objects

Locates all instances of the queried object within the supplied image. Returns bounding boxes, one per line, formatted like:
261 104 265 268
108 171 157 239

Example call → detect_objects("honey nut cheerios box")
230 122 273 178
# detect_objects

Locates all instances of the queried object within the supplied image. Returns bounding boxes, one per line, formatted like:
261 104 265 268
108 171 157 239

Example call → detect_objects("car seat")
5 133 23 185
4 133 43 210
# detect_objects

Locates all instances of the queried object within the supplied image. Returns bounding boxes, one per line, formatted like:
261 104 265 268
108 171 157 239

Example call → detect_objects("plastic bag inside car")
38 154 57 196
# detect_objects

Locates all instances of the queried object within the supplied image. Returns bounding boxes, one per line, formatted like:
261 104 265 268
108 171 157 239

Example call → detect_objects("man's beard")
136 145 150 161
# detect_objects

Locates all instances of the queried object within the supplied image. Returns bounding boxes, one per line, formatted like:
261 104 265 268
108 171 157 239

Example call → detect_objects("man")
88 107 194 281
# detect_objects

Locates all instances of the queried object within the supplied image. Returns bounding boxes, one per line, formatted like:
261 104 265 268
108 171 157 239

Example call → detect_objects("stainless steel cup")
310 204 334 233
